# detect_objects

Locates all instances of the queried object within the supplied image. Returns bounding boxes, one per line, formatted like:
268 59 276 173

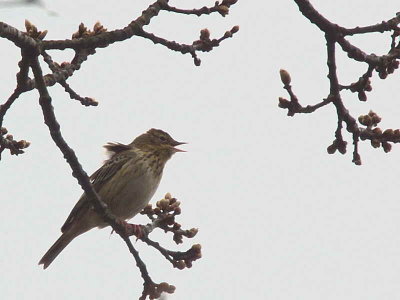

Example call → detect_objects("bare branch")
0 21 36 48
279 0 400 164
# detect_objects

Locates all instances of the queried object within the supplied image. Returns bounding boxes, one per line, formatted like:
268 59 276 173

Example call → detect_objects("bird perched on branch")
39 128 185 269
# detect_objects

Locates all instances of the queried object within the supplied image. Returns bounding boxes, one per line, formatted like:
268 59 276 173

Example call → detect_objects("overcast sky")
1 1 400 299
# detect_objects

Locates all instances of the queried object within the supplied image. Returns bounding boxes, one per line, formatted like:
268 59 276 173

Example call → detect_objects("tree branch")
279 0 400 164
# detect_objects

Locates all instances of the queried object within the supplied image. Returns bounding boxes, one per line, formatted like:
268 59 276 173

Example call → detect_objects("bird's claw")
114 219 146 240
126 224 146 240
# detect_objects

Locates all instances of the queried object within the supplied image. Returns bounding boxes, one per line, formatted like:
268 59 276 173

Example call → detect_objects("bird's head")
132 128 185 159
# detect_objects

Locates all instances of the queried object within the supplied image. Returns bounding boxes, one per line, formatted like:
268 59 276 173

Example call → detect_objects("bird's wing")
90 153 134 188
60 152 135 233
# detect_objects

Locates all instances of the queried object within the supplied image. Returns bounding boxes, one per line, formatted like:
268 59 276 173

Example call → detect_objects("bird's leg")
127 223 147 239
114 218 147 239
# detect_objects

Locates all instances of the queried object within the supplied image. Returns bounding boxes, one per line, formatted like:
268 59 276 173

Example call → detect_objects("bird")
39 128 185 269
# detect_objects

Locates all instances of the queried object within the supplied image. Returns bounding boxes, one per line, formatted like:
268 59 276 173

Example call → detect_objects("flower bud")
337 142 347 154
372 127 382 135
382 142 392 153
224 30 233 38
185 260 193 268
37 30 48 40
187 228 198 237
0 127 8 135
327 144 337 154
158 282 175 294
93 22 106 34
24 19 35 32
17 140 30 148
379 70 387 79
158 199 170 210
371 139 380 148
279 69 291 85
358 115 372 126
231 25 239 33
353 153 362 165
358 91 367 101
192 244 202 251
194 57 201 66
217 5 230 16
175 260 186 270
166 284 176 293
200 28 210 41
158 282 169 290
383 129 394 138
171 200 181 208
278 97 290 109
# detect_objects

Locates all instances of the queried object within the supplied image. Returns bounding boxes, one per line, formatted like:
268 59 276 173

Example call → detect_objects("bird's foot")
114 219 147 239
126 223 147 240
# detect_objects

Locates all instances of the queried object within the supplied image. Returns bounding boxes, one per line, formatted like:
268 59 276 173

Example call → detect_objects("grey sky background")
1 1 400 299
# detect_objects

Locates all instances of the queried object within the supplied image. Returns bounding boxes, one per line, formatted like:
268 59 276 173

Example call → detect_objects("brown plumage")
39 129 185 269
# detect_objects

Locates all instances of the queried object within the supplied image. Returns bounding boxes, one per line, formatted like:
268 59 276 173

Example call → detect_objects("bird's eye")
159 136 167 142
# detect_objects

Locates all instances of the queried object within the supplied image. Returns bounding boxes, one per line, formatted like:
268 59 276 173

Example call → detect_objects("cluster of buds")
375 59 399 79
141 193 201 269
358 111 400 153
0 127 30 157
358 110 381 128
223 25 239 39
327 138 347 155
142 193 198 244
172 243 202 270
191 25 238 66
153 192 182 217
193 25 239 54
366 127 400 152
115 194 201 299
24 20 47 40
347 77 372 102
144 281 176 300
366 128 397 153
72 22 107 39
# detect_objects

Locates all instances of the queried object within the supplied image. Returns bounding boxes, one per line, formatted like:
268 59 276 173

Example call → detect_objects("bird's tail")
39 232 74 269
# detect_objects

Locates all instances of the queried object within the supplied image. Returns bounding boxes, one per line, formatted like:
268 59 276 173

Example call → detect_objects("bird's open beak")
172 141 187 152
